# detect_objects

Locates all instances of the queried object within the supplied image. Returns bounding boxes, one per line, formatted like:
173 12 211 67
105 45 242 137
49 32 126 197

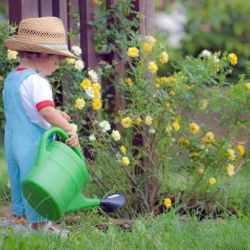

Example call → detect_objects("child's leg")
5 150 25 218
14 143 48 224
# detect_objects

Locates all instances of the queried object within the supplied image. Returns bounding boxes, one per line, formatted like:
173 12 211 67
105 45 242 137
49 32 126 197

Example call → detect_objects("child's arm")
57 110 71 121
39 106 78 147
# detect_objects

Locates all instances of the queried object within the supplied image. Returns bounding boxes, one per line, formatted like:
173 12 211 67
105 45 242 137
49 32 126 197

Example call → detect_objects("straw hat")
5 16 79 59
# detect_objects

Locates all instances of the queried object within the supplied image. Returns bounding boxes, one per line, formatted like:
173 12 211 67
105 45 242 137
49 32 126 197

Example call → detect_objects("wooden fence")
8 0 153 110
8 0 153 68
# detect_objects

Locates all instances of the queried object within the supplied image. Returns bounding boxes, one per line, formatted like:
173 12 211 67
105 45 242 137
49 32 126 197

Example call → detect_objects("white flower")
200 49 212 58
165 125 172 133
170 138 176 143
85 87 95 99
149 128 156 134
89 134 96 141
111 130 121 141
7 50 18 60
74 60 84 71
72 45 82 56
212 55 220 63
99 120 111 133
88 69 98 82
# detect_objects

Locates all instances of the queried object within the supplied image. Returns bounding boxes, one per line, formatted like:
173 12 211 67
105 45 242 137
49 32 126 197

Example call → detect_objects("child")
3 16 80 236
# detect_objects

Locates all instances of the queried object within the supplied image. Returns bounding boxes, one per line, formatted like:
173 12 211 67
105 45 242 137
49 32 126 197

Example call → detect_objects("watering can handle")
39 127 84 162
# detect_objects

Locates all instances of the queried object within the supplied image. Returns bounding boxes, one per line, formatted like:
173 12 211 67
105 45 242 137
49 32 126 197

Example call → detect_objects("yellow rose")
200 99 208 110
237 144 245 156
145 115 153 126
81 78 91 90
165 102 170 108
190 152 199 158
164 198 172 208
173 121 180 131
127 47 139 58
125 78 133 86
154 83 160 89
209 177 216 185
159 51 169 64
228 149 235 161
120 146 127 154
92 82 101 93
169 91 175 97
148 61 158 75
66 58 75 64
202 131 215 144
122 156 130 166
189 122 200 135
146 36 156 45
135 116 142 125
92 99 102 110
227 164 235 177
75 98 85 109
142 42 152 54
178 136 189 145
246 82 250 90
228 53 238 66
121 117 132 128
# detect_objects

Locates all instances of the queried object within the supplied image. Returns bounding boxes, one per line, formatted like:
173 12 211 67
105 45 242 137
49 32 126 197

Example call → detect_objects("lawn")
0 145 9 205
0 212 250 250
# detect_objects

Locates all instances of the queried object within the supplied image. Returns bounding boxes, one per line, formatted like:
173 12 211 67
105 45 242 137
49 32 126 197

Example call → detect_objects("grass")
0 212 250 249
0 145 250 249
0 145 9 205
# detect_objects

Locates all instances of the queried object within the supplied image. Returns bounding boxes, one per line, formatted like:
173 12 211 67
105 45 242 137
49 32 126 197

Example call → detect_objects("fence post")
8 0 39 24
52 0 69 37
135 0 154 36
134 0 157 211
78 0 100 68
39 0 53 17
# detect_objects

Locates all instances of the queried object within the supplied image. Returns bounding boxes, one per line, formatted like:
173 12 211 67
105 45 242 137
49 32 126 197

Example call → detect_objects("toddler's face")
42 55 63 76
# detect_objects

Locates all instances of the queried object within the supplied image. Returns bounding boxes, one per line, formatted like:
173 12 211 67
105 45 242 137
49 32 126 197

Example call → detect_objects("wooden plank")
52 0 68 32
8 0 39 24
21 0 39 19
135 0 154 36
79 0 100 68
39 0 53 17
8 0 22 24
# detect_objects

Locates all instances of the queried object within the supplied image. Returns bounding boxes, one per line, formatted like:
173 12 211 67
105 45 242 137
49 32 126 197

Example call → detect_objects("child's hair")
19 51 51 59
18 51 64 61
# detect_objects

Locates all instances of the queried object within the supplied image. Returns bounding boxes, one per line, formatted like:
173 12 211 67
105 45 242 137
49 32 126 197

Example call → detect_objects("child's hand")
66 129 79 147
58 110 71 121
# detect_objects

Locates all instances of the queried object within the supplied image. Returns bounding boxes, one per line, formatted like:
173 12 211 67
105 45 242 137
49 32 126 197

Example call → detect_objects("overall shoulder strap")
15 69 38 84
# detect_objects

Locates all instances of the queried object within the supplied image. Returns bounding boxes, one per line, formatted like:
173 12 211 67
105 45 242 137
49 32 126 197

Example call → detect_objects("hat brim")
5 39 80 60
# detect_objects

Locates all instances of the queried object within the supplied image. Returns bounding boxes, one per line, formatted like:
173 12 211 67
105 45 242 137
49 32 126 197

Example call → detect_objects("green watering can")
22 127 125 221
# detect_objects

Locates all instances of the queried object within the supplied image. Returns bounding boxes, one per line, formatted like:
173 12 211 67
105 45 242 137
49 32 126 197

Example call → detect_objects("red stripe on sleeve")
36 100 55 111
16 67 27 71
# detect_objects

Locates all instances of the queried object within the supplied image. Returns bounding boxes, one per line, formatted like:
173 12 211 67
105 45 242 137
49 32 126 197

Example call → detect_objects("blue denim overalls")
3 69 48 223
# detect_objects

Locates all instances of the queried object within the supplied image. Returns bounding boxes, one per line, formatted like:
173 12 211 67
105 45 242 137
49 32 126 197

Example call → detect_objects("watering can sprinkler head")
100 193 126 213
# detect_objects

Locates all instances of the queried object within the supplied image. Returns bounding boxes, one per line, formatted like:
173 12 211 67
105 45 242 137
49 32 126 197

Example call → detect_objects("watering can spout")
66 192 126 214
65 192 101 213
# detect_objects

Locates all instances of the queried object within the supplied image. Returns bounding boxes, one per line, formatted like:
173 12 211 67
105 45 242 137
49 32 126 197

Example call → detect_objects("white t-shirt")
18 70 55 129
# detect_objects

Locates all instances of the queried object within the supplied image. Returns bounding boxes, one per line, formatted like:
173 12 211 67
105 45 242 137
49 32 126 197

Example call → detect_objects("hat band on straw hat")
38 43 68 50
